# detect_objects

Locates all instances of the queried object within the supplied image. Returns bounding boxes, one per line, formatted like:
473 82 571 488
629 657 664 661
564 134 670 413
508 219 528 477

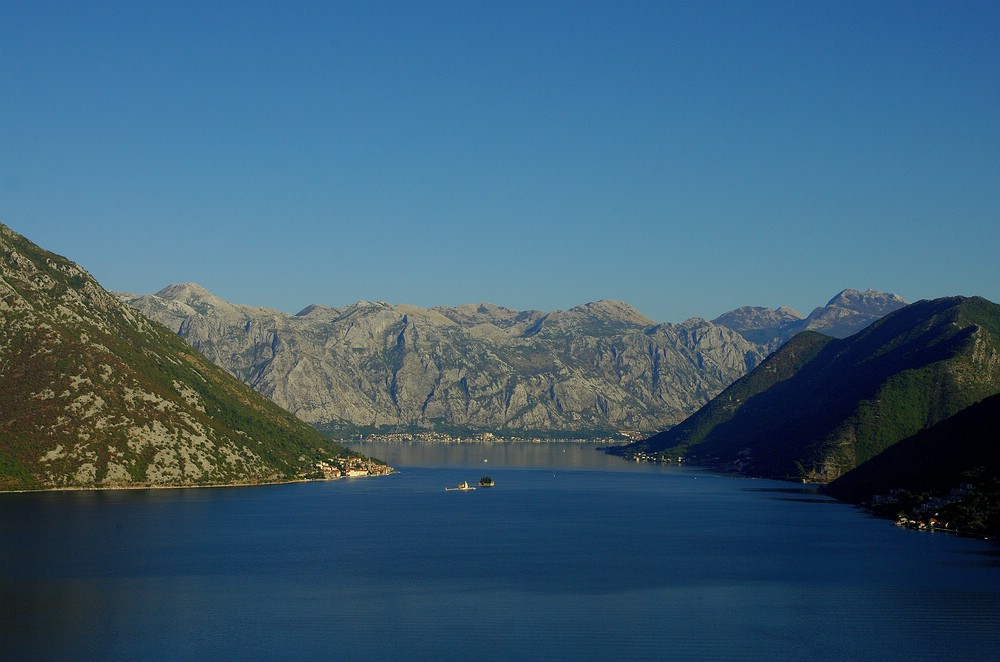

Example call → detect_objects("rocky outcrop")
124 286 767 434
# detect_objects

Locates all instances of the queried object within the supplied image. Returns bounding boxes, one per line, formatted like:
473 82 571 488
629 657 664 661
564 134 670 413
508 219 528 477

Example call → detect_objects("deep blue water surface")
2 442 999 661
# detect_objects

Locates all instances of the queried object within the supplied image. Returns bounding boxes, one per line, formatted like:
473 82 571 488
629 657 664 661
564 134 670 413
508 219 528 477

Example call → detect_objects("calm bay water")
2 441 999 661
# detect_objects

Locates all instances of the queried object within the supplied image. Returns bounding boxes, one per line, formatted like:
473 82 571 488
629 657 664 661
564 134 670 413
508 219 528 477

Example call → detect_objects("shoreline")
0 470 398 495
344 436 633 445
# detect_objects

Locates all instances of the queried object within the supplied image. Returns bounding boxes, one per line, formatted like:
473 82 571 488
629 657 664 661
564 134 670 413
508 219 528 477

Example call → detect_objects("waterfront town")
311 455 395 479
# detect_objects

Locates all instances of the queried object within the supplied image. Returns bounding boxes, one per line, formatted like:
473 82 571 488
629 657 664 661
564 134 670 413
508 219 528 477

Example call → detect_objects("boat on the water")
445 481 476 491
478 476 495 487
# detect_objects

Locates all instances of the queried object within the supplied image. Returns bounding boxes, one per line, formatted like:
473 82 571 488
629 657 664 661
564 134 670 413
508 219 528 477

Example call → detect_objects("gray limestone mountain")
799 288 910 338
0 225 377 490
713 289 908 350
123 286 768 435
711 305 805 346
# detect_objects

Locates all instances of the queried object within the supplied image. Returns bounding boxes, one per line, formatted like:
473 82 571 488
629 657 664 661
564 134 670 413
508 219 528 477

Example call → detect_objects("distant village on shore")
339 430 647 446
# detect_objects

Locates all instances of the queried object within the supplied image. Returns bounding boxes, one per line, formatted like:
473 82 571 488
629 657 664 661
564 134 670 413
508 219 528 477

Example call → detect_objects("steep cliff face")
124 286 766 434
0 226 368 490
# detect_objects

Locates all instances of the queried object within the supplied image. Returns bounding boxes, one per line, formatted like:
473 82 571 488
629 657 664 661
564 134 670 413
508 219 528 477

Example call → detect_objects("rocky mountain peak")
801 289 908 339
432 302 541 330
155 282 232 308
567 300 655 326
825 288 909 315
157 281 213 298
295 303 343 318
393 303 456 326
775 305 802 317
712 305 804 330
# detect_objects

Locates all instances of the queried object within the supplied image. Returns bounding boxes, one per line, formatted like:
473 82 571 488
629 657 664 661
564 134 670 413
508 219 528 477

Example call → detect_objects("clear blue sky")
2 1 997 322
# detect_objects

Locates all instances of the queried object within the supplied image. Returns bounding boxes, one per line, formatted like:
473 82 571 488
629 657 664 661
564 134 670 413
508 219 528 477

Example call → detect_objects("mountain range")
4 218 993 531
122 285 906 437
5 221 990 528
0 224 381 490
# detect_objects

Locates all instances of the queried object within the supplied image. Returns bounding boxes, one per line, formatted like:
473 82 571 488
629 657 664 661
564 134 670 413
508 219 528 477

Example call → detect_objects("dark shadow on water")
961 549 1000 568
742 486 822 494
741 485 838 504
770 496 842 504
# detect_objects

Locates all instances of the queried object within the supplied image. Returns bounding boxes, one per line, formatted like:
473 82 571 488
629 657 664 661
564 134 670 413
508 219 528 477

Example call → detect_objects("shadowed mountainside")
618 296 1000 488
